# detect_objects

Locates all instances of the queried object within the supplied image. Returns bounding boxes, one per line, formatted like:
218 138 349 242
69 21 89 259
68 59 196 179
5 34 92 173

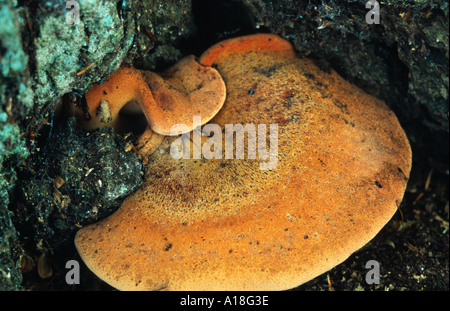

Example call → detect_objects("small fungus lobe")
67 56 226 156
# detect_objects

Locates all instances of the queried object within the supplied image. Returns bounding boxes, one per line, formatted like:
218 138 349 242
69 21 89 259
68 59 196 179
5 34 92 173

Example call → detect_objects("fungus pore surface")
74 34 412 291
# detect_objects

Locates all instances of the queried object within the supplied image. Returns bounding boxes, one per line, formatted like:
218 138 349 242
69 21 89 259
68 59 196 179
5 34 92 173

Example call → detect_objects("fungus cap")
75 34 411 291
142 55 226 135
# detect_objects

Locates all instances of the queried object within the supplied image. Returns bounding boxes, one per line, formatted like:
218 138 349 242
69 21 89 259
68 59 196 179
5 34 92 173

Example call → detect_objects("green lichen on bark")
0 121 28 291
0 0 33 291
33 0 135 107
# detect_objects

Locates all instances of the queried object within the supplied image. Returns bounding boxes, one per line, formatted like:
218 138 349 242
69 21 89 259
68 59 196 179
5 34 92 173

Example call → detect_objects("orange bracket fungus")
74 34 411 290
67 55 226 156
